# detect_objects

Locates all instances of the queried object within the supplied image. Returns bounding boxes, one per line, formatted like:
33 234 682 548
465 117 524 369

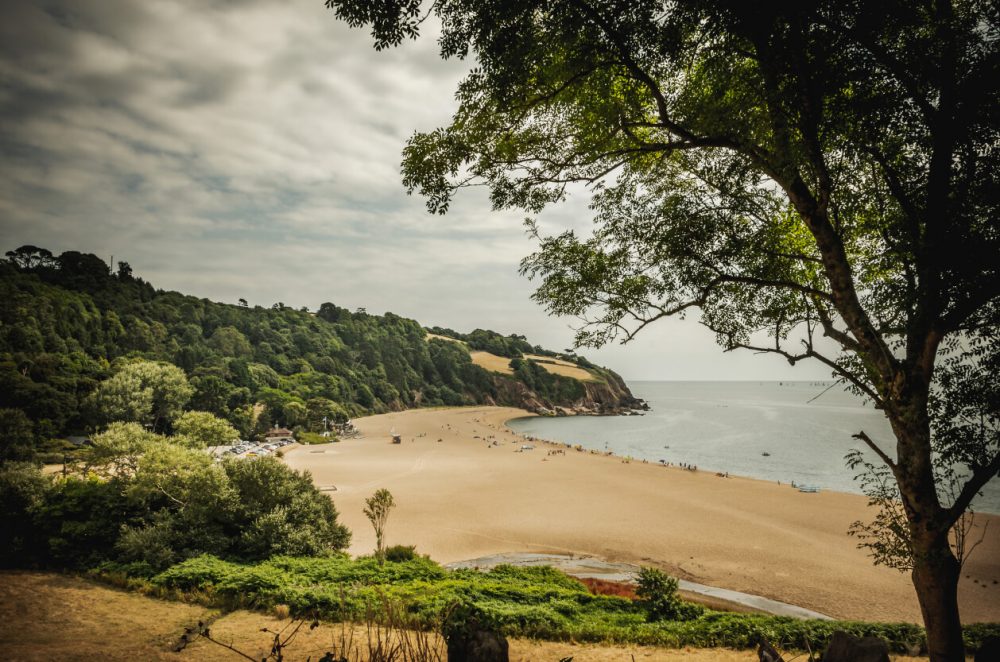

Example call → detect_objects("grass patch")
297 431 334 445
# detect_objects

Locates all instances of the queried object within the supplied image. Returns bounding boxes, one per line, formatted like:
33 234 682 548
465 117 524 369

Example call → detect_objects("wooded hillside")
0 245 638 444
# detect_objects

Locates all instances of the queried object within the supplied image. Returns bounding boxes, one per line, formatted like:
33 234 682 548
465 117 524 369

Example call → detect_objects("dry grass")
470 348 599 382
525 354 598 381
0 571 214 661
428 332 597 383
470 350 515 375
579 577 639 600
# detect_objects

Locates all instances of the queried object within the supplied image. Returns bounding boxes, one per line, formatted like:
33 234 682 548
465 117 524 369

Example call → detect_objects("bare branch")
716 332 881 405
853 430 898 471
946 451 1000 525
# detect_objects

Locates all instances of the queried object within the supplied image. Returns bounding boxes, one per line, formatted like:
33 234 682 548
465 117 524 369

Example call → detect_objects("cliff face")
487 370 646 416
576 372 646 414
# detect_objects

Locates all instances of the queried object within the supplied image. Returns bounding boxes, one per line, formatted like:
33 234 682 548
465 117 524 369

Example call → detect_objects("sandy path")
284 406 1000 624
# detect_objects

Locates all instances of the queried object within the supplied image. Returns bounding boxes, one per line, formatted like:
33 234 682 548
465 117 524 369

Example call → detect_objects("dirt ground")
0 571 959 662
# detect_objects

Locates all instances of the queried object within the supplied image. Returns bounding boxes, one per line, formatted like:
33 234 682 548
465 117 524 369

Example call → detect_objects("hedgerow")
89 555 1000 654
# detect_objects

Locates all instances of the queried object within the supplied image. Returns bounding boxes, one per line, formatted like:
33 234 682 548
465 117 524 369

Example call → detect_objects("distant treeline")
0 245 604 444
426 326 555 359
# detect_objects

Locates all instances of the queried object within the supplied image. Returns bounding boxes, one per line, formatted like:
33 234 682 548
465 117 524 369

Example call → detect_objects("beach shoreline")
283 405 1000 624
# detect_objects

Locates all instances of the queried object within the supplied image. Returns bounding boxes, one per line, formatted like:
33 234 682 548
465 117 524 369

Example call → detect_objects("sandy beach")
283 406 1000 624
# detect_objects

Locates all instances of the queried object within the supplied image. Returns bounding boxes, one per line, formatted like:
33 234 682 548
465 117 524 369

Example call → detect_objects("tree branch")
717 331 882 405
853 430 898 471
946 450 1000 525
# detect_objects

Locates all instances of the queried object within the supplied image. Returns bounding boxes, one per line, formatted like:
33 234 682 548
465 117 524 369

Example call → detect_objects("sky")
0 0 834 381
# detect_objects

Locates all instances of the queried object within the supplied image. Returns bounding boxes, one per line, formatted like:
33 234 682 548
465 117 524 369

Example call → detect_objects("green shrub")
964 622 1000 652
636 567 704 622
485 564 585 591
296 431 331 445
0 463 51 566
385 544 418 562
152 554 240 590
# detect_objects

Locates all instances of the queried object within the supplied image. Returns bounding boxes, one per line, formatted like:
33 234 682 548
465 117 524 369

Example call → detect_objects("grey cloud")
0 0 831 381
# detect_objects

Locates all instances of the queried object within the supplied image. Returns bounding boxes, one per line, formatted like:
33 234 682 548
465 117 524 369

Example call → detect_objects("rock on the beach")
822 631 889 662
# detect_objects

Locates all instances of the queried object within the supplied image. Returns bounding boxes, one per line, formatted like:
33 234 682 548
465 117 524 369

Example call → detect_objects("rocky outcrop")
488 367 646 416
576 371 647 414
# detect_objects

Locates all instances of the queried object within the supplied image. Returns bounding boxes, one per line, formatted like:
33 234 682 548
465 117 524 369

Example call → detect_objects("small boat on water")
761 452 771 457
798 485 820 493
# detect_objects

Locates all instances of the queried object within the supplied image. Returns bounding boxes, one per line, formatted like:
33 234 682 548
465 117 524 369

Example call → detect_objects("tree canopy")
326 1 999 659
173 411 241 448
0 424 351 571
88 361 193 430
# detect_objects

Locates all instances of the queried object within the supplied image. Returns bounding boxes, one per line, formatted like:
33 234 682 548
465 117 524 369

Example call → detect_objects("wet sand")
283 406 1000 623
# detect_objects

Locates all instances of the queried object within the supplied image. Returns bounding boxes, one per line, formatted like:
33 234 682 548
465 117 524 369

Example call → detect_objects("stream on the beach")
506 381 1000 514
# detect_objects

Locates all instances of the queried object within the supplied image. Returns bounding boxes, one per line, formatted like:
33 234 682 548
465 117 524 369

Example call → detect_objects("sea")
506 381 1000 515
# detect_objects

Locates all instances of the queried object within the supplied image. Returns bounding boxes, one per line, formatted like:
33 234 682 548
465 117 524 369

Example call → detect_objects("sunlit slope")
426 333 600 382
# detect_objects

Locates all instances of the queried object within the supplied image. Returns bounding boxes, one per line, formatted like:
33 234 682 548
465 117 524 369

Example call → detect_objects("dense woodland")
0 245 619 449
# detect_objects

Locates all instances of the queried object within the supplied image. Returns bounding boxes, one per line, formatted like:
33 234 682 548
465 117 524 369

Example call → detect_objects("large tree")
326 1 999 659
88 361 194 430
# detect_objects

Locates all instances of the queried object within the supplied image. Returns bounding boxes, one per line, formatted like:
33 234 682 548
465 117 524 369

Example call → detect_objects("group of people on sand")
475 424 723 476
661 461 697 471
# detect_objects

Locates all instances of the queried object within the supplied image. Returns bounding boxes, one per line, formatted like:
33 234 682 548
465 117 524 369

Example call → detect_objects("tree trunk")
911 535 964 662
888 391 965 662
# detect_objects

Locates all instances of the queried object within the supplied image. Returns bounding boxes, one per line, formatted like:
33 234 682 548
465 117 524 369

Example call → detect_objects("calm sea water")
507 381 1000 514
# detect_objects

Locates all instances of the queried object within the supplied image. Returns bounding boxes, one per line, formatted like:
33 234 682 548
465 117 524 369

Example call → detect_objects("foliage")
173 411 240 448
427 326 562 360
2 453 350 571
364 488 396 565
384 545 418 563
845 449 914 571
296 431 332 445
224 456 351 558
0 407 35 463
0 462 52 566
87 360 193 429
510 358 585 403
636 567 704 622
87 422 165 477
36 474 134 568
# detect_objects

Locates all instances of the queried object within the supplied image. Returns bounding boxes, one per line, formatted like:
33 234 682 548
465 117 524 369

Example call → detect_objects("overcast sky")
0 0 835 381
